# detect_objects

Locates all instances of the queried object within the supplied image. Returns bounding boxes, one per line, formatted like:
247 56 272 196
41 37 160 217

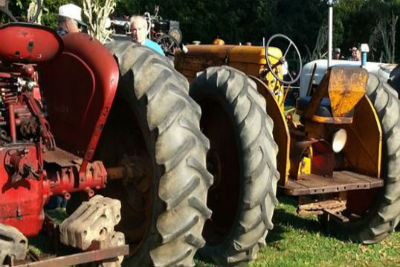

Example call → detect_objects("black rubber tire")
388 65 400 97
327 73 400 243
190 66 279 265
103 42 212 266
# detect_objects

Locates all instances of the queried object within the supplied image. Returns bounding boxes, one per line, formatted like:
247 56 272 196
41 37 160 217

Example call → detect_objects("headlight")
332 129 347 153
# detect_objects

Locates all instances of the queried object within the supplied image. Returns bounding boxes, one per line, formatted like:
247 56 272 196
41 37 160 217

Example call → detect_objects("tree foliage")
4 0 400 62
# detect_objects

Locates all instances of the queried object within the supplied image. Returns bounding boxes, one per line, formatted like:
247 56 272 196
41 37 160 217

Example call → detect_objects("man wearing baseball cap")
56 3 87 36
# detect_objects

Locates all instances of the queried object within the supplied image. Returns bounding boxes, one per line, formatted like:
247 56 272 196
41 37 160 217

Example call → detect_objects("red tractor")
0 1 210 266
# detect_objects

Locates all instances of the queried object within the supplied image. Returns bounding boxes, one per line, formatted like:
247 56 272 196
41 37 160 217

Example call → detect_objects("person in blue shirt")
130 15 165 56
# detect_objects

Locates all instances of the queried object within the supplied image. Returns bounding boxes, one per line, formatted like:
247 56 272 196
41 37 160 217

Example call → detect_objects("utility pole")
327 0 338 68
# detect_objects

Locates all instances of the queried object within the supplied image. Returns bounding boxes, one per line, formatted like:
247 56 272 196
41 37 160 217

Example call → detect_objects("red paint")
42 161 107 197
311 140 334 177
0 27 112 238
39 33 119 164
0 144 44 236
0 143 107 237
0 23 62 63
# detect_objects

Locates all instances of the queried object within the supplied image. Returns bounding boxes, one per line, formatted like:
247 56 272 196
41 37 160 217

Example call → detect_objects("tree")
82 0 116 43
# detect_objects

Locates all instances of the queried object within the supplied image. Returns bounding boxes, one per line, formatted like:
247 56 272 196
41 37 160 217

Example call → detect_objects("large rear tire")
327 74 400 243
97 42 212 266
190 66 279 265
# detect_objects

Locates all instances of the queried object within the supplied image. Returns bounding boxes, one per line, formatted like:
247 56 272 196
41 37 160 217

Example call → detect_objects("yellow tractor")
175 35 400 265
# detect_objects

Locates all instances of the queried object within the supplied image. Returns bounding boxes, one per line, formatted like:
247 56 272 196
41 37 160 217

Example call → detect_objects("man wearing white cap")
57 3 86 36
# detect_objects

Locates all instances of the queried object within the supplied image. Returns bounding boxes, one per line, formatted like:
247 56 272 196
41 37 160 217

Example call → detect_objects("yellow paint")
298 152 312 176
175 44 285 108
328 68 368 117
343 95 382 178
251 77 290 185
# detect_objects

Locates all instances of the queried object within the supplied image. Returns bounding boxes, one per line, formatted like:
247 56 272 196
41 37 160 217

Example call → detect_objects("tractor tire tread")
107 42 211 266
190 66 278 265
330 73 400 243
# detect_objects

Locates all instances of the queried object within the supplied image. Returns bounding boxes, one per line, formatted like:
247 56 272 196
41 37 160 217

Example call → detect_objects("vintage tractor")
175 35 400 265
0 0 211 266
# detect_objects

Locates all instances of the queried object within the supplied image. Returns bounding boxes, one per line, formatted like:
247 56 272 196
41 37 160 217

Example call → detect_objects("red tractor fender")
39 33 119 167
0 23 63 63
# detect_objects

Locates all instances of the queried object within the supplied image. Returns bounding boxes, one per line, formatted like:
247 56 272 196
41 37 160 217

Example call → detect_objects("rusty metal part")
13 245 129 267
0 223 27 265
106 156 148 181
279 170 383 196
59 195 122 250
328 67 368 118
251 76 290 185
298 198 346 216
343 95 382 178
322 209 350 223
304 67 368 124
43 147 81 168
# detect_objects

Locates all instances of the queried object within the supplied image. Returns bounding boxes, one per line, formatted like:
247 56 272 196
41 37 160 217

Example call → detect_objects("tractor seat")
296 96 354 118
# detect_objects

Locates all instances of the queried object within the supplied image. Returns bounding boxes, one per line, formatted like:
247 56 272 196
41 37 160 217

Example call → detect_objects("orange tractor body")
174 36 399 265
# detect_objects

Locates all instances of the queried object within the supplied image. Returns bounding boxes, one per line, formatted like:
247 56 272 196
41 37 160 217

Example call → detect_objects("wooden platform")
279 171 383 196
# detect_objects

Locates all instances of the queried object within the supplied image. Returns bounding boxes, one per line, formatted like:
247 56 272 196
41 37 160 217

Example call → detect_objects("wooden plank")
279 170 383 196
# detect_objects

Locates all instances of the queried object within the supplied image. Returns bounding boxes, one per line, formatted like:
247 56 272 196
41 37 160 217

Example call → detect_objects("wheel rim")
94 98 154 252
200 100 241 246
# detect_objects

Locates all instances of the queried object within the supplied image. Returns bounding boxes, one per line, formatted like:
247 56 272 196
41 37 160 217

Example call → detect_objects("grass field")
196 196 400 267
38 196 400 267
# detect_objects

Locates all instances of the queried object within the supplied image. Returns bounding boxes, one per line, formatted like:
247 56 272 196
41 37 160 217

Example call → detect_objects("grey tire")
190 66 279 265
327 73 400 243
98 42 212 266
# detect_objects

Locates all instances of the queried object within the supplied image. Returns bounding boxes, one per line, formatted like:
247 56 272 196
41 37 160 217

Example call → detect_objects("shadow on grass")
194 196 326 265
29 208 77 257
266 195 323 244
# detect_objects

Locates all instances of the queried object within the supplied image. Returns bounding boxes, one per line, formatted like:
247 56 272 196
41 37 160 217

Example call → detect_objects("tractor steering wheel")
156 34 180 56
0 0 41 23
265 34 302 85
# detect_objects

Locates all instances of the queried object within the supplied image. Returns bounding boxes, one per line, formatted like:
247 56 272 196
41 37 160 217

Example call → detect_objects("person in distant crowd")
130 15 165 56
333 47 341 59
56 3 86 36
349 46 361 61
356 49 361 61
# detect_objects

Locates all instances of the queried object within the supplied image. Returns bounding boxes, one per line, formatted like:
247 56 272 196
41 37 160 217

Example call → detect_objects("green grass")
36 199 400 267
196 196 400 267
